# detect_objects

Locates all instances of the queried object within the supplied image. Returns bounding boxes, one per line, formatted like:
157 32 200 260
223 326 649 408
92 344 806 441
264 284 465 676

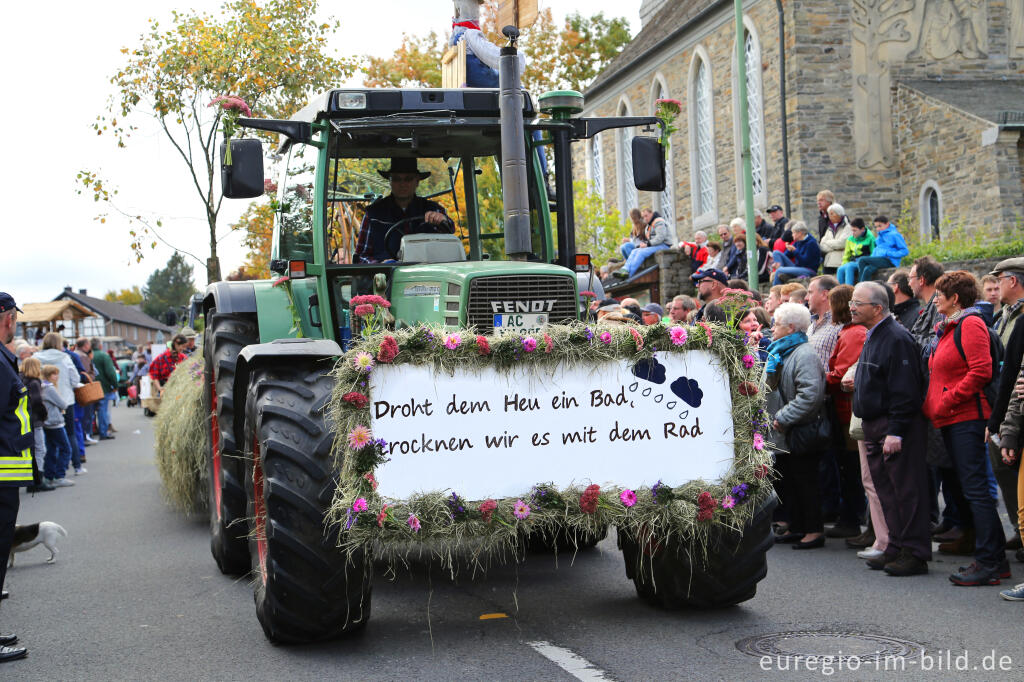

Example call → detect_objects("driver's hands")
424 210 447 225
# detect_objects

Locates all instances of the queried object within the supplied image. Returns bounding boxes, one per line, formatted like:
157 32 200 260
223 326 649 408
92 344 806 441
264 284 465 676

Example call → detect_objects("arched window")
689 51 717 227
652 78 675 229
589 133 604 199
617 100 637 221
922 184 942 240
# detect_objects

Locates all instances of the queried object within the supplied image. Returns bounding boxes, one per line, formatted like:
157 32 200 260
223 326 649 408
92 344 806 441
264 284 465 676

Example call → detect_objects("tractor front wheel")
244 361 372 643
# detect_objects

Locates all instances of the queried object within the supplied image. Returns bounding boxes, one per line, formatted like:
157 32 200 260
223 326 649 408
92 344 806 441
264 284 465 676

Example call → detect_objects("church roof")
901 79 1024 126
586 0 721 100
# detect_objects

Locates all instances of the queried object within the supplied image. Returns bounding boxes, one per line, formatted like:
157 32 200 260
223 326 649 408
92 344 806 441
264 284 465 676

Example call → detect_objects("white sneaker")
857 547 884 559
53 478 75 487
84 436 98 444
74 467 87 475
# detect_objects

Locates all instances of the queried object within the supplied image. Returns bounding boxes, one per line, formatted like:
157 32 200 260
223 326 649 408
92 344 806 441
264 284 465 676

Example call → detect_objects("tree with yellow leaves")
79 0 355 283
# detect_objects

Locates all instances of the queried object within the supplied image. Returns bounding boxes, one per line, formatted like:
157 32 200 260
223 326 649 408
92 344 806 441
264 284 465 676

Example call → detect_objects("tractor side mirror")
632 136 666 192
220 139 264 199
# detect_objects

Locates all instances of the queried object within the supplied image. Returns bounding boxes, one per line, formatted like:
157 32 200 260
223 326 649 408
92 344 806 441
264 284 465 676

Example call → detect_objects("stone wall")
896 85 1024 236
876 256 1007 283
652 248 696 299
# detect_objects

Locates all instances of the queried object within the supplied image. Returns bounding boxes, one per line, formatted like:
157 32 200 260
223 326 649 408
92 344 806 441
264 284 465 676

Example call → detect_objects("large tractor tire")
526 525 608 553
618 492 778 609
244 362 373 643
202 311 258 575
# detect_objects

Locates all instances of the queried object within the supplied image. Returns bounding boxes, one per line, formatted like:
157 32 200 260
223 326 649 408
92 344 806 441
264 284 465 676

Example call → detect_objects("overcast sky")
2 1 641 306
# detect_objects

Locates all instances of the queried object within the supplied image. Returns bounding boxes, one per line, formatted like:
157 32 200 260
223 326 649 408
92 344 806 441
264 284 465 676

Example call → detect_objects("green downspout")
736 0 758 291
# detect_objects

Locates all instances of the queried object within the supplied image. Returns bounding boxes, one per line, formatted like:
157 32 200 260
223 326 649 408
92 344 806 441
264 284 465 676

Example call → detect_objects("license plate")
493 313 548 336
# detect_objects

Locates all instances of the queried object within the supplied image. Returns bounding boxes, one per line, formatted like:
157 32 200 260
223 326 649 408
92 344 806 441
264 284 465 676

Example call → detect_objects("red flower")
362 472 378 490
479 499 497 523
341 392 369 409
697 491 717 521
377 335 399 363
354 304 375 317
476 335 491 355
738 381 759 396
754 463 770 480
580 290 597 299
697 507 714 521
629 327 644 351
580 484 601 514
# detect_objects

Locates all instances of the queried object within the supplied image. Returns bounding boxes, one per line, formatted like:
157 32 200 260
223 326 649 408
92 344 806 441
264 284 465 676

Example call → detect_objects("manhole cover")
737 631 923 663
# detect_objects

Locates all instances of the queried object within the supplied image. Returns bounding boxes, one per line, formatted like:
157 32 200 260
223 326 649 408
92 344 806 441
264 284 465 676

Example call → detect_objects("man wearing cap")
180 327 197 356
988 257 1024 552
690 269 729 322
0 292 32 662
767 205 789 241
354 158 453 263
641 303 663 326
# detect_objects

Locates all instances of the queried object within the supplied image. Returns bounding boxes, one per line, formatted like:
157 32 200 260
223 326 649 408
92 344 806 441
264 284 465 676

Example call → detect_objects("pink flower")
352 498 368 513
669 326 687 346
580 290 597 299
347 425 372 450
352 352 374 373
656 97 683 112
752 433 765 450
543 333 553 353
476 335 491 355
600 331 612 345
513 499 531 520
522 337 538 353
407 514 421 532
377 336 399 363
351 295 391 308
208 95 252 117
377 504 389 527
479 499 497 523
362 472 378 490
629 327 644 350
443 333 462 350
263 179 278 195
742 354 756 369
354 304 375 317
619 489 637 507
722 495 736 510
698 321 714 346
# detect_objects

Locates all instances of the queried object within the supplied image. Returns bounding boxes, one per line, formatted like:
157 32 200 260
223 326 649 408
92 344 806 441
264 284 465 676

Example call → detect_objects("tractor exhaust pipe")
499 26 531 260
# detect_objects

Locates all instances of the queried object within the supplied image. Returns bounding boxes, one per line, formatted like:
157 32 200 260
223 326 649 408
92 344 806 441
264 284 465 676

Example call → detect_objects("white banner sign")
368 351 735 500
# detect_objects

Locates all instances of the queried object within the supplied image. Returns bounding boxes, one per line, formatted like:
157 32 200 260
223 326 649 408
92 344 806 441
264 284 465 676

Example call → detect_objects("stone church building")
578 0 1024 242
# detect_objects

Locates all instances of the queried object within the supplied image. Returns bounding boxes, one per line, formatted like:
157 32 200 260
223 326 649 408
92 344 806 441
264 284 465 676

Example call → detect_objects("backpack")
952 312 1004 417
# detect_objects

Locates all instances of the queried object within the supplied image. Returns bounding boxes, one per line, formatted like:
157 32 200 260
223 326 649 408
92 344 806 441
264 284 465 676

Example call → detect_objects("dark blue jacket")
0 344 33 486
853 316 924 439
791 235 821 271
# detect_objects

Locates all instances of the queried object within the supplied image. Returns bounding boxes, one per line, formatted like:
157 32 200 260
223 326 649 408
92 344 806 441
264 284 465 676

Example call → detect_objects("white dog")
9 522 67 566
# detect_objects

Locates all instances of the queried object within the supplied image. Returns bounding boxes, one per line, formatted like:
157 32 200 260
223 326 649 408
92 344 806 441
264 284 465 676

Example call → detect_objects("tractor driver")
353 158 453 263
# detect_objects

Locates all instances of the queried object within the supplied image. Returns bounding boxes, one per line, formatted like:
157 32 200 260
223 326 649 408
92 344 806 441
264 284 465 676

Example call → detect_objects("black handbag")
787 408 832 455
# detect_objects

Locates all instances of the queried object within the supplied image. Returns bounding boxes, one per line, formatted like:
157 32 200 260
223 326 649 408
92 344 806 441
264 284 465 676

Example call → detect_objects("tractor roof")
289 88 536 123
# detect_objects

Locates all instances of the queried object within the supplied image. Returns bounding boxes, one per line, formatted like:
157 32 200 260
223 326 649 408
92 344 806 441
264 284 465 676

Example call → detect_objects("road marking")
527 640 614 681
479 613 508 620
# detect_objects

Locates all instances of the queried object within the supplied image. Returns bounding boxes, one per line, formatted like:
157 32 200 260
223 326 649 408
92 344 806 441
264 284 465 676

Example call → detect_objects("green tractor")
202 41 774 643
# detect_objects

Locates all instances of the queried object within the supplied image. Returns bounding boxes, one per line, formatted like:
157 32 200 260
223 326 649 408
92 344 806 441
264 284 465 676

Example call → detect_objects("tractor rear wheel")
244 361 372 643
202 310 258 575
618 492 778 609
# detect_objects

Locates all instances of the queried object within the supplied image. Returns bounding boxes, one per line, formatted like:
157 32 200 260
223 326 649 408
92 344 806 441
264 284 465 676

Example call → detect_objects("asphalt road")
2 401 1023 681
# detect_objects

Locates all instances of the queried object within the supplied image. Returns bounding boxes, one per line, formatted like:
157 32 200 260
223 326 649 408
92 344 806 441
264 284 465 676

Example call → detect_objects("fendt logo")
489 299 558 314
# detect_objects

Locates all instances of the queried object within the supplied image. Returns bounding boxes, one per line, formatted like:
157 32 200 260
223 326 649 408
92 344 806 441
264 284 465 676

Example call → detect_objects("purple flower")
522 337 538 352
742 354 756 369
585 327 594 341
619 489 637 507
731 483 748 500
352 497 368 513
407 514 421 532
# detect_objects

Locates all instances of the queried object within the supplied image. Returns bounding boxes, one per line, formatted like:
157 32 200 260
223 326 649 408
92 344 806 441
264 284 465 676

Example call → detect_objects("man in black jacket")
849 281 930 576
887 270 921 331
0 292 31 662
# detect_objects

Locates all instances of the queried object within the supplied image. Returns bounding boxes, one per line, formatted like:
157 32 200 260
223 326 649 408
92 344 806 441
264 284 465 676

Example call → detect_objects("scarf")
452 20 481 30
765 331 808 376
934 305 982 340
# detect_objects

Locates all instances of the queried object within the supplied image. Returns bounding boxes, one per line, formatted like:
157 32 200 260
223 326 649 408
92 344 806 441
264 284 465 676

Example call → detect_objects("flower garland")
325 321 772 570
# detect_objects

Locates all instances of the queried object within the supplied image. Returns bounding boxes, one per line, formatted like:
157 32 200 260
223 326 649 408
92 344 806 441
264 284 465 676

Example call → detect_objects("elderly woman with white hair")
766 302 828 549
818 203 852 275
771 221 822 285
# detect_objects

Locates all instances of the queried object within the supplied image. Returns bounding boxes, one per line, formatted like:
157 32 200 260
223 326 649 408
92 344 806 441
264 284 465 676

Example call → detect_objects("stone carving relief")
906 0 987 60
1011 0 1024 58
851 0 914 168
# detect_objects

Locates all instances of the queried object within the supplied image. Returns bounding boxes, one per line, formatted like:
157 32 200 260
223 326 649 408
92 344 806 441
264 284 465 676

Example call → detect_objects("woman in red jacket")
923 270 1007 586
825 285 871 543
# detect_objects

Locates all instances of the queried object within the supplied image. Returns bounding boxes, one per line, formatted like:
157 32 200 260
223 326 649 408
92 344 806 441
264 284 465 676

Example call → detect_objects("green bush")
897 203 1024 264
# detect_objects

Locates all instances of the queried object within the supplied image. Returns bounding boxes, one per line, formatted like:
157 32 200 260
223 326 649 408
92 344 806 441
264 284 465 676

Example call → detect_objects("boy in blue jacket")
857 216 909 282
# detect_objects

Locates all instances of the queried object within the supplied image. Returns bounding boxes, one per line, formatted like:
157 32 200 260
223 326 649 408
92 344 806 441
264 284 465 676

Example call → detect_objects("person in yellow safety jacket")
0 292 31 663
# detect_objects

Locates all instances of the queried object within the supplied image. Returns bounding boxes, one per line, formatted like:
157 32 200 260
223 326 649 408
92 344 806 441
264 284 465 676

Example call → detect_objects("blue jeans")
941 420 1006 567
857 256 893 282
624 243 669 277
837 261 860 285
96 392 116 437
620 242 636 260
65 406 82 469
44 427 72 480
771 251 815 285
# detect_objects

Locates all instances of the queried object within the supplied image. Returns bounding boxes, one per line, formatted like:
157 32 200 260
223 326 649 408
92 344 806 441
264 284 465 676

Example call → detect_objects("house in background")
54 287 173 348
578 0 1024 241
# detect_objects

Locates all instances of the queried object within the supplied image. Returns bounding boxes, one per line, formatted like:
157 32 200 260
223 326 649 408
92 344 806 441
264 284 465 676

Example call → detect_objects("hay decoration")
153 353 209 514
325 321 773 573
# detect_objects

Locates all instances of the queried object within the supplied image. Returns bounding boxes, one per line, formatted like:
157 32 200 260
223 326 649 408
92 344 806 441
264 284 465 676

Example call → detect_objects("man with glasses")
848 281 930 576
354 158 452 263
909 256 944 350
688 269 729 322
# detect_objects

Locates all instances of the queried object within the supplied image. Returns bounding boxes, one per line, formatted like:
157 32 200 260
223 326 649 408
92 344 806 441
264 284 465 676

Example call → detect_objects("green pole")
735 0 758 292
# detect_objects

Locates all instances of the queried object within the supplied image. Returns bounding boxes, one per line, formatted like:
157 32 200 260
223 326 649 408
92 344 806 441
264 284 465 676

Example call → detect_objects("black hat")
0 292 22 314
767 205 784 213
378 157 430 180
691 269 729 286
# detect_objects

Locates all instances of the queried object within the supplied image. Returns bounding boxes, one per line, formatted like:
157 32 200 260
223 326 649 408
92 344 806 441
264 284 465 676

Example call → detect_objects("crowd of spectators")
591 221 1024 600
